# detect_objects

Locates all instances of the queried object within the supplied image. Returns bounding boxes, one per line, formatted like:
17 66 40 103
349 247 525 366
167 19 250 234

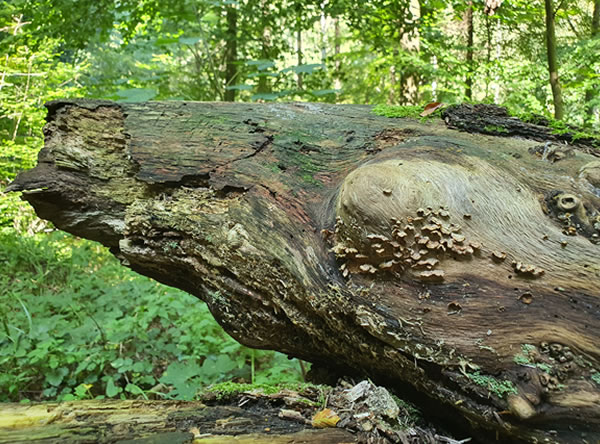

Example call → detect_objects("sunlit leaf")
281 63 324 74
246 59 275 71
311 89 341 96
251 92 281 101
154 37 179 46
179 36 202 45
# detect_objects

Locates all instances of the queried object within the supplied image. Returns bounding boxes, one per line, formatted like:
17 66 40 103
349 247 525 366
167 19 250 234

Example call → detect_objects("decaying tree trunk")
8 100 600 443
0 399 356 443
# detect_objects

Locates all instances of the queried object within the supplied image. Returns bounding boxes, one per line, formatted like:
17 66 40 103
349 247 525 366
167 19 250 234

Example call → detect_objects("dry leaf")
311 408 340 428
420 101 444 117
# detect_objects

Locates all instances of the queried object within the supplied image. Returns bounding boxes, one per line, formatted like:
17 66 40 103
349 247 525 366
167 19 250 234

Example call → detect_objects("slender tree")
584 0 600 122
544 0 564 120
465 1 474 101
224 4 238 102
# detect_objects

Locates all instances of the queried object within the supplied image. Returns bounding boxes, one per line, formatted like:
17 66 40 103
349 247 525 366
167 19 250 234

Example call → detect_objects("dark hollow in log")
8 100 600 443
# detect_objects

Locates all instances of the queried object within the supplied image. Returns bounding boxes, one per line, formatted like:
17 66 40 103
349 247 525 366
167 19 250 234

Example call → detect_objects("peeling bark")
8 100 600 443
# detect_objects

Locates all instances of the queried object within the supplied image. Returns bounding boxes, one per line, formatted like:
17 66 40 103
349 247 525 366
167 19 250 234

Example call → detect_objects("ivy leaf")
159 361 202 386
106 376 122 397
46 367 68 387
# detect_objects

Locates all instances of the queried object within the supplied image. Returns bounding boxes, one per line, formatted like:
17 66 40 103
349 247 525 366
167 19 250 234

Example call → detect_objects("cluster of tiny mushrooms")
327 206 548 284
325 158 600 284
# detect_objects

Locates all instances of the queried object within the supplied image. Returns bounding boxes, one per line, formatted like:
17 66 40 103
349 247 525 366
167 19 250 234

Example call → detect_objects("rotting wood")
0 399 357 444
8 99 600 443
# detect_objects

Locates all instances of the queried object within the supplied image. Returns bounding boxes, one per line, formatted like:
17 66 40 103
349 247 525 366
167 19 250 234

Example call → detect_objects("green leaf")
106 377 122 397
159 361 202 386
125 383 144 395
116 88 157 103
179 36 202 45
46 367 68 387
246 59 275 71
311 89 341 96
154 37 179 46
251 93 281 101
281 63 324 74
226 84 253 91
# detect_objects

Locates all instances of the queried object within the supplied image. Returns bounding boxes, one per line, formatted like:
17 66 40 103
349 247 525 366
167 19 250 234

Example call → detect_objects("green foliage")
0 228 305 402
466 371 518 398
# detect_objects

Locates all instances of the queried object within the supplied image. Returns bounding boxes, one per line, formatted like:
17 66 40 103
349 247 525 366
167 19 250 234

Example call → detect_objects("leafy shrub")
0 228 305 402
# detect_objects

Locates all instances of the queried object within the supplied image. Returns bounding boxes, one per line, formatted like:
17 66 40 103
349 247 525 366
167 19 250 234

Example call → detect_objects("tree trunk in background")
584 0 600 124
257 26 272 95
484 14 492 99
297 28 303 89
224 5 238 102
544 0 564 120
334 18 341 90
465 2 474 101
399 0 421 105
9 100 600 444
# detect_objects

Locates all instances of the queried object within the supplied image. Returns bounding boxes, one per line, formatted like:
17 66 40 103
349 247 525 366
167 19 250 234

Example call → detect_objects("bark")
0 399 355 443
584 0 600 123
544 0 564 120
8 99 600 444
224 5 238 102
465 2 474 101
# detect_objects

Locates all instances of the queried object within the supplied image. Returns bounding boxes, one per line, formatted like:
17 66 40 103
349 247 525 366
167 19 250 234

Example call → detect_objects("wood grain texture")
8 100 600 443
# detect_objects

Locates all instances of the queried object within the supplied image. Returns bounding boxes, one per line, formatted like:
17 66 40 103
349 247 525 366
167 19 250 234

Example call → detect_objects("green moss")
391 394 422 426
592 372 600 386
467 371 517 398
513 354 530 366
511 110 600 147
372 104 424 119
204 381 326 401
483 125 508 134
536 363 552 373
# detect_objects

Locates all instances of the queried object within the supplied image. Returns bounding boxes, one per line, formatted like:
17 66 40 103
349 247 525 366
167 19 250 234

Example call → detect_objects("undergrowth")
0 201 306 402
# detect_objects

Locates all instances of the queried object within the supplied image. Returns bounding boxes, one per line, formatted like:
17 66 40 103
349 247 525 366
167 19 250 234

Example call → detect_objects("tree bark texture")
8 100 600 443
544 0 564 120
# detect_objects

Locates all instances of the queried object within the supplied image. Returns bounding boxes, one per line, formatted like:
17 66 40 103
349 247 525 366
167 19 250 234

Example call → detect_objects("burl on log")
8 100 600 443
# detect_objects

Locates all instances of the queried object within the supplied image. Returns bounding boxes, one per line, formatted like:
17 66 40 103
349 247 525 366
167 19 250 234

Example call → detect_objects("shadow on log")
7 100 600 443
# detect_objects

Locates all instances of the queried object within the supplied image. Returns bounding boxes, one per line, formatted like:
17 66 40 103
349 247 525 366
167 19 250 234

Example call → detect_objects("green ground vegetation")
0 220 305 402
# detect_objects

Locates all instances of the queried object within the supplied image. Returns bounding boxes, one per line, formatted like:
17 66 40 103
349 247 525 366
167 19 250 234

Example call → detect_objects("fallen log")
0 398 355 443
8 99 600 443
